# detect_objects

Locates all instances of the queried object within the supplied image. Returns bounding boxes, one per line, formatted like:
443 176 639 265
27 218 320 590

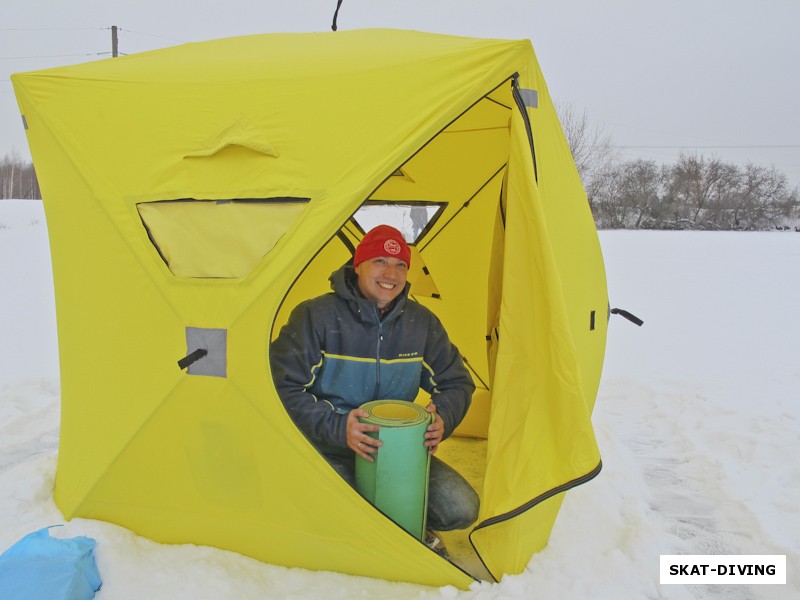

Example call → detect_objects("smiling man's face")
354 256 408 311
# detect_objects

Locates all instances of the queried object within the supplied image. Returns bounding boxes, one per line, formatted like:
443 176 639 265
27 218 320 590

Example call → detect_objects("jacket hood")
329 263 411 322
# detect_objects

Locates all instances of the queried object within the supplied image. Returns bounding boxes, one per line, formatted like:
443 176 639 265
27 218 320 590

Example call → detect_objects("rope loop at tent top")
331 0 344 31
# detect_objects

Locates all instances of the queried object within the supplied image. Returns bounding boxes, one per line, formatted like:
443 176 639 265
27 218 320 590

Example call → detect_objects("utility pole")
111 26 118 57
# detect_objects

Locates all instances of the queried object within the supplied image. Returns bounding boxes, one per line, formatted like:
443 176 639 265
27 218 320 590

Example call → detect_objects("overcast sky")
3 0 799 185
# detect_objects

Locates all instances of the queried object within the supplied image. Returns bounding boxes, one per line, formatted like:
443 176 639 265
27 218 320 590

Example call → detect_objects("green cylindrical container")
355 400 432 540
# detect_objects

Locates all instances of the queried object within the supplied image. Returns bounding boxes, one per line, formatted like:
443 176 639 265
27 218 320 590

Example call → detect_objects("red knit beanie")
354 225 411 267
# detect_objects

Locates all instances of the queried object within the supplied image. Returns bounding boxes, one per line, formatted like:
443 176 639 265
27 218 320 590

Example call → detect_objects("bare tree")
21 162 40 199
662 153 739 228
734 163 798 229
618 160 664 228
555 101 616 188
590 153 800 230
586 164 633 228
0 152 41 200
0 153 17 199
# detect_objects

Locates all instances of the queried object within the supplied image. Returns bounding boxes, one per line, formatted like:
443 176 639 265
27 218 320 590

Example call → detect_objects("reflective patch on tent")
185 327 227 378
518 88 538 109
137 198 308 278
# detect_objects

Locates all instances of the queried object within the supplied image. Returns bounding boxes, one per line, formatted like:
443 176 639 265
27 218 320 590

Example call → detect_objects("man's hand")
424 403 444 455
346 409 382 461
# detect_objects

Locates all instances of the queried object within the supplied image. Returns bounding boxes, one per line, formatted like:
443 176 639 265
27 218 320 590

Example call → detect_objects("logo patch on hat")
384 239 401 255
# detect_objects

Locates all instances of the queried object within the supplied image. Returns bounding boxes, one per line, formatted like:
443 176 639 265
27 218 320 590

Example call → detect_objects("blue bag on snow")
0 526 101 600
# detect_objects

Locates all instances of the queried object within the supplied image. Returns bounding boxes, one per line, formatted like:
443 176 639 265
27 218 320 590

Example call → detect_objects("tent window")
353 201 445 244
137 198 308 278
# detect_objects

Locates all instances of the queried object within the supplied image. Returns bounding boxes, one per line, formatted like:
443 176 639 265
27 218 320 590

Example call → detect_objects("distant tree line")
558 103 800 231
587 155 799 230
0 152 40 200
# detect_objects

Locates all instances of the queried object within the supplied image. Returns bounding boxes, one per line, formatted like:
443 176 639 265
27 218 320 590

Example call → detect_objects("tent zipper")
474 461 602 531
467 461 603 582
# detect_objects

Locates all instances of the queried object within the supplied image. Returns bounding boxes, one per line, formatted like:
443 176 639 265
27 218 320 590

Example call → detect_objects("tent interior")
262 77 517 578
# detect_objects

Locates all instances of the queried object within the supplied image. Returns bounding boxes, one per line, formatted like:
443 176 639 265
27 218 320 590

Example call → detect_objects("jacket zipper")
374 306 383 399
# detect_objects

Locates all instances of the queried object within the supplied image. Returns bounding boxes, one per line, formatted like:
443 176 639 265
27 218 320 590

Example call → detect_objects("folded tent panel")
12 29 607 588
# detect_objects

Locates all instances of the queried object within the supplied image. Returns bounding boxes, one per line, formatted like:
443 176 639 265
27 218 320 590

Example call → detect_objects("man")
409 206 428 239
270 224 479 541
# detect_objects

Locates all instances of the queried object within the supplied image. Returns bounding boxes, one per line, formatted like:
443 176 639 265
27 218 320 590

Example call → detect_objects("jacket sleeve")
269 300 349 448
420 312 475 439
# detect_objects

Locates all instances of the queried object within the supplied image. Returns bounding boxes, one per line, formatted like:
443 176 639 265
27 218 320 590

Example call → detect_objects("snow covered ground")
1 199 797 599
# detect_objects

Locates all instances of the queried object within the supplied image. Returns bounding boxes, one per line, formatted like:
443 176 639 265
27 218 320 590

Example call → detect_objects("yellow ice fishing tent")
12 29 608 587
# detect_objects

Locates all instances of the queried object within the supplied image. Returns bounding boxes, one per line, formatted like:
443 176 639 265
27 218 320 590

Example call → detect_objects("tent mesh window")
137 198 309 278
353 202 445 244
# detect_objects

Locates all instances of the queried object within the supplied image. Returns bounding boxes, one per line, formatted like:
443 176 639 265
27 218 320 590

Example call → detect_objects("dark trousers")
324 452 480 531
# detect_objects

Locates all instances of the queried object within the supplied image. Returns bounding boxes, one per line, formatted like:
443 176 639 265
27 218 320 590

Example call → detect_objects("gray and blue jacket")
270 264 474 452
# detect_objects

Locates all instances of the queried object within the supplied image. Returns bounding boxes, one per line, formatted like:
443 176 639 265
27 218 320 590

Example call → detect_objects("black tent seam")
418 163 507 252
342 220 362 244
484 96 513 111
461 355 490 390
138 216 170 271
336 230 356 255
360 75 517 209
270 229 352 341
498 176 507 228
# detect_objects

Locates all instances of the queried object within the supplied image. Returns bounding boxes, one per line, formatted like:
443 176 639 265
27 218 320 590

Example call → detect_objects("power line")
615 144 800 150
1 26 113 60
0 52 110 60
0 27 107 31
118 28 185 44
0 25 182 61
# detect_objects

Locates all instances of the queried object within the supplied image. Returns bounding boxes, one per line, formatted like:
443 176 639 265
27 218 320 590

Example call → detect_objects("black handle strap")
178 348 208 370
331 0 344 31
610 308 644 327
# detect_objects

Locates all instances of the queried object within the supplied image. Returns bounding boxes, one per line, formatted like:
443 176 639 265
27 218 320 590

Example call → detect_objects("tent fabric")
11 29 608 588
0 527 101 600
